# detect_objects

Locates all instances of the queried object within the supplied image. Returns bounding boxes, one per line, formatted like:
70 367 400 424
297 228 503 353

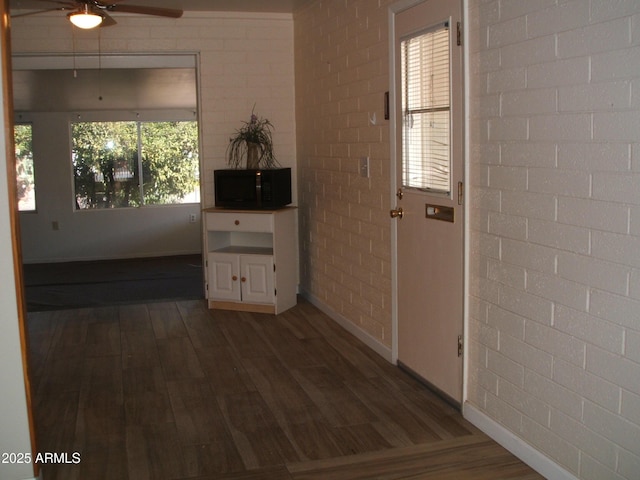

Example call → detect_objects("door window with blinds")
401 22 451 194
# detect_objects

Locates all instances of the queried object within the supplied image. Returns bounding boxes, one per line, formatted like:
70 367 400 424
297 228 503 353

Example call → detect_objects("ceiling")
9 0 313 14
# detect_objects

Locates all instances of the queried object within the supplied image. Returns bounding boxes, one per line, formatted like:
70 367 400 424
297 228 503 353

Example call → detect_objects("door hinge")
457 335 463 357
273 263 276 272
457 181 464 205
456 21 462 46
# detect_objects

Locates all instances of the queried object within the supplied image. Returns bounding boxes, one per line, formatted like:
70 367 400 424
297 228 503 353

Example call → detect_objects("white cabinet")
208 253 274 305
204 207 297 314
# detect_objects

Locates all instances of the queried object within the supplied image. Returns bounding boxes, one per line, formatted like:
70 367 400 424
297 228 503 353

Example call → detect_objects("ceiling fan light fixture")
68 5 103 29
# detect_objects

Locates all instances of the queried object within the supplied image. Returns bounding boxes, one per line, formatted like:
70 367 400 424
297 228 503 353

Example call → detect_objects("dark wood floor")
27 299 543 479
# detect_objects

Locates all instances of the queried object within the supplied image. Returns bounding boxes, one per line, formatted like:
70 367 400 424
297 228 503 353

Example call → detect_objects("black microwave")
214 168 292 209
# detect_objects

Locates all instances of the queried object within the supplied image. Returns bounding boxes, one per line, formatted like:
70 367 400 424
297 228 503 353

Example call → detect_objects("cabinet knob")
234 220 240 225
241 277 247 283
232 275 238 281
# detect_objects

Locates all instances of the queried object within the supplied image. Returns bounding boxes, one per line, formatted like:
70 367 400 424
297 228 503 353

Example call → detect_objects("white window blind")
401 23 451 193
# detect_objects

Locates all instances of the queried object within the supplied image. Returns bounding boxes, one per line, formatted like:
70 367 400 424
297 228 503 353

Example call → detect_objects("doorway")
390 0 465 405
12 54 203 264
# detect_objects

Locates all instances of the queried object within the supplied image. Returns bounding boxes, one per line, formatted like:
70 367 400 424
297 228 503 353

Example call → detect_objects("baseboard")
463 403 579 480
300 289 393 363
22 251 202 265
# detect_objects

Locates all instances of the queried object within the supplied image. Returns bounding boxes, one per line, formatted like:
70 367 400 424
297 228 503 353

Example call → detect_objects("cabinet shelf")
212 246 273 255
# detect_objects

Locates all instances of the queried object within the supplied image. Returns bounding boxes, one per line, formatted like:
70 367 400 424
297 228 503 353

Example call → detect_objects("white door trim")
387 0 469 404
461 0 471 407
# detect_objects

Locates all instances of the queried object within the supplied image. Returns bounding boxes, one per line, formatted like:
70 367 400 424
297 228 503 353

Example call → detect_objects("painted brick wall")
10 11 296 209
467 0 640 478
294 0 393 346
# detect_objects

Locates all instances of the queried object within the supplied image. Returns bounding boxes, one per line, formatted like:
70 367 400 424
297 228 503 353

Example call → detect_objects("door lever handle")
390 207 404 219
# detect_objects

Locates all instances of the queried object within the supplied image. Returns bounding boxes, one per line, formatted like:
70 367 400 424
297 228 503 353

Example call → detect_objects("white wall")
11 11 296 263
0 23 37 480
466 1 640 479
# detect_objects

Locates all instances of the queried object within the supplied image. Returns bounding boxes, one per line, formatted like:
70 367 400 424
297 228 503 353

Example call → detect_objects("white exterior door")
391 0 464 403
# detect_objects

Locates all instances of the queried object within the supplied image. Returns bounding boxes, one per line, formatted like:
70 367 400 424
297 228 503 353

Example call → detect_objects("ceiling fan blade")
11 0 77 15
11 8 65 17
106 4 183 18
99 8 117 27
14 0 77 8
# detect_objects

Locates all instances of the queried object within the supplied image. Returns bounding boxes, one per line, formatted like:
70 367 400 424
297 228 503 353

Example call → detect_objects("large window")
72 121 199 209
401 23 451 194
15 123 35 211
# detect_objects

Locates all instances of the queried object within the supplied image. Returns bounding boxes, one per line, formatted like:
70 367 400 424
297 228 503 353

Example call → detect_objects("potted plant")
226 108 278 169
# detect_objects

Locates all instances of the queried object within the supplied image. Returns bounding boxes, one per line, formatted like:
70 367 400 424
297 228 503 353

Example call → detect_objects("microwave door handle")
256 171 262 208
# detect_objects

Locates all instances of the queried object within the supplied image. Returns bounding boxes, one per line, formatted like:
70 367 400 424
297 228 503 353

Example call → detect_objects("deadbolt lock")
390 207 404 219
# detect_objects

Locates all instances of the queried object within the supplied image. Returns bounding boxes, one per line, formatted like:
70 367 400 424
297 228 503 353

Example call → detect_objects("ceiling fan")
12 0 183 29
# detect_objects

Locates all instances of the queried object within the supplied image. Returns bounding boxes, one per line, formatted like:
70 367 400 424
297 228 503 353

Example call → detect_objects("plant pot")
246 142 261 169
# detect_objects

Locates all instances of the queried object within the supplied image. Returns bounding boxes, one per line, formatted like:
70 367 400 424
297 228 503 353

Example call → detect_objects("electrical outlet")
359 157 370 178
189 213 197 223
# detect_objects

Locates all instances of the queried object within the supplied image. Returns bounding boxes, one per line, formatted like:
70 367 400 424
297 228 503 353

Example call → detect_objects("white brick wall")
294 0 392 344
468 0 640 478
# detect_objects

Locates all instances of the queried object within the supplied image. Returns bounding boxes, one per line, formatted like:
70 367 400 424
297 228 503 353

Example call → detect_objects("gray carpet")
22 254 204 311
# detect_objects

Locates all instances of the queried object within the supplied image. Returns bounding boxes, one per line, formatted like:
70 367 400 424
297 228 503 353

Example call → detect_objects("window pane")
72 120 200 209
401 24 451 193
72 122 140 209
140 121 200 205
15 124 36 211
402 110 450 190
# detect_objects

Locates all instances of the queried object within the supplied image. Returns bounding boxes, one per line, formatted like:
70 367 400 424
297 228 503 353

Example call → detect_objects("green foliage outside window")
140 121 200 205
15 124 35 211
72 121 199 209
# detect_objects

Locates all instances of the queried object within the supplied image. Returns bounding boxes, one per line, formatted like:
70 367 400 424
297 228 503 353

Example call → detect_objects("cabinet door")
208 253 240 301
240 255 275 305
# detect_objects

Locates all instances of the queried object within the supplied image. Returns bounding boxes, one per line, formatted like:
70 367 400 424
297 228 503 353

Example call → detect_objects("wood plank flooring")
27 299 543 480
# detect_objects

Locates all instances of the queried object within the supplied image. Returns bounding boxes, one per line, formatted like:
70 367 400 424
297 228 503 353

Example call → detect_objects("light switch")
359 157 370 178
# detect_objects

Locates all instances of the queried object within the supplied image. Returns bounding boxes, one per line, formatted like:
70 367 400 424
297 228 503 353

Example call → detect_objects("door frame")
388 0 470 403
1 1 39 477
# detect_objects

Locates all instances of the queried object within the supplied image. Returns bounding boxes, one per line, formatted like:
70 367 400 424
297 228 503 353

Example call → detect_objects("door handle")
390 207 404 219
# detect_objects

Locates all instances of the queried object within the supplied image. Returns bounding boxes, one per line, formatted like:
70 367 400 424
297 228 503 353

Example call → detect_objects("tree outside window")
15 123 35 212
72 121 199 209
